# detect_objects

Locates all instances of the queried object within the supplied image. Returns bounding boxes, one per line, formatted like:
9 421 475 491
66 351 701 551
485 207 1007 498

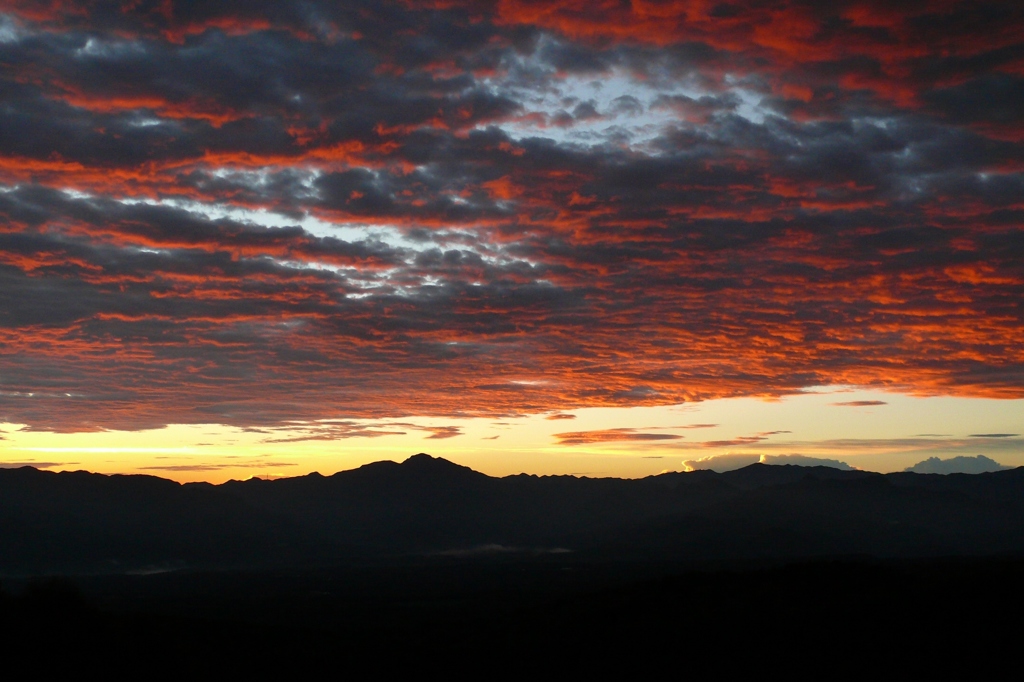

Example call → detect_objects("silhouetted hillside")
3 454 1024 574
4 558 1023 674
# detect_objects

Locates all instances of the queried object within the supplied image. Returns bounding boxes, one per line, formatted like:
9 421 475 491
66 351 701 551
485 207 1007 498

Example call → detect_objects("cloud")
422 426 462 439
745 437 1024 457
255 420 463 443
554 428 684 445
139 462 297 472
831 401 888 407
904 456 1010 475
682 454 762 473
0 1 1022 433
0 462 65 469
261 424 411 443
969 433 1020 438
683 453 855 472
545 413 577 420
695 436 766 448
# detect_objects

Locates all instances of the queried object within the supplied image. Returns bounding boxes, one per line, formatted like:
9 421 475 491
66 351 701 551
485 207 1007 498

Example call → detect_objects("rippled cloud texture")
1 1 1022 432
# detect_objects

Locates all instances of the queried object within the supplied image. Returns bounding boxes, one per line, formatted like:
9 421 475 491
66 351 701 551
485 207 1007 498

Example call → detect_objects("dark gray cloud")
904 455 1010 475
0 1 1021 432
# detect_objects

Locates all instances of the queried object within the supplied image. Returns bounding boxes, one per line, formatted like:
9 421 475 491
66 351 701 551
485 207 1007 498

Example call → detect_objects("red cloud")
0 1 1020 433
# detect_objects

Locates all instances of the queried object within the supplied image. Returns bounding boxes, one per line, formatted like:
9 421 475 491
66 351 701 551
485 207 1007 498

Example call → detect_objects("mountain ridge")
3 455 1024 575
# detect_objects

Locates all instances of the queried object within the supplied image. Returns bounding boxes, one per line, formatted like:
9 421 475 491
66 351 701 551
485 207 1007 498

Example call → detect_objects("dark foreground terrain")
3 456 1023 673
2 557 1022 674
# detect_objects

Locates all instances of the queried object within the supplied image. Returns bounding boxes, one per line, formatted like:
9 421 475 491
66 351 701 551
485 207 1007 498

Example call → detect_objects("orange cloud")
554 429 684 445
0 0 1020 434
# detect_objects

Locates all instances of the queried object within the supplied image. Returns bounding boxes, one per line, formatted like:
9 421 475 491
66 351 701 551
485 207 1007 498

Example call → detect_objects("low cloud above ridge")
904 456 1010 475
683 454 856 473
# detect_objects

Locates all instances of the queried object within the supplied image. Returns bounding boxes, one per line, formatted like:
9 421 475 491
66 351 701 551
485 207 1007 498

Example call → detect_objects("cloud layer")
904 455 1009 475
683 453 856 473
1 1 1022 431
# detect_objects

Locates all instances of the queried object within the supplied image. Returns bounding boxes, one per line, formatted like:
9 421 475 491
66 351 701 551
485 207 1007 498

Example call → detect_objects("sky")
0 0 1022 481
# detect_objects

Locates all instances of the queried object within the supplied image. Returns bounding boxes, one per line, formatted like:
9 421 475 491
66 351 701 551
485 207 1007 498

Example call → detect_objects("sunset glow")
1 1 1022 479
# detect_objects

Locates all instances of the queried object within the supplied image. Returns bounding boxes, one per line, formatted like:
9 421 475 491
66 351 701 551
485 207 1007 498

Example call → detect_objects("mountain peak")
405 452 437 463
400 453 486 479
403 453 464 469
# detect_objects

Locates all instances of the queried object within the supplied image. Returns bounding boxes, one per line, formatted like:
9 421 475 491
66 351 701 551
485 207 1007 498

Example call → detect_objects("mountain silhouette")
3 455 1024 574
